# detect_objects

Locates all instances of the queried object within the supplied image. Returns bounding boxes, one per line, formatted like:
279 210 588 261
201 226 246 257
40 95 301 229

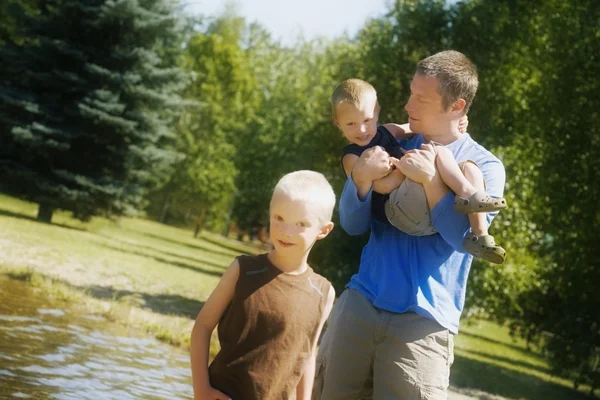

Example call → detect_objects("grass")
452 320 596 399
0 194 596 399
0 194 261 354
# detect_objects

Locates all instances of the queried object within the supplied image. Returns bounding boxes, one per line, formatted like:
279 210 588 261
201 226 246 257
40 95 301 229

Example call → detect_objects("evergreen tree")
0 0 39 45
0 0 188 222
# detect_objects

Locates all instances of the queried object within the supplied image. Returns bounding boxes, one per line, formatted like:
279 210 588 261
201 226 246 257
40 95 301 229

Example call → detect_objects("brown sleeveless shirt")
209 253 331 400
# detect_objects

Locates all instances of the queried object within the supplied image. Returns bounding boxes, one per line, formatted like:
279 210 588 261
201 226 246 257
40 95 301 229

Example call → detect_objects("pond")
0 276 193 399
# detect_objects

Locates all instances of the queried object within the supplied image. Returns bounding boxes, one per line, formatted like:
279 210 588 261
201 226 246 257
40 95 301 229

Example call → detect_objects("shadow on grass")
0 208 86 232
451 353 595 400
84 285 204 320
199 232 265 255
462 348 552 375
7 271 204 320
99 243 226 277
96 233 230 269
140 232 243 258
460 330 534 356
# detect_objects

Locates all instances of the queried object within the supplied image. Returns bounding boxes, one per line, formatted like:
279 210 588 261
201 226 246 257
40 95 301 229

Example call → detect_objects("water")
0 276 193 399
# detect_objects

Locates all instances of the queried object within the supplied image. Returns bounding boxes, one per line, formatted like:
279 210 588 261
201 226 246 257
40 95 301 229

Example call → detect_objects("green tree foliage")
0 0 39 45
447 0 600 389
361 0 450 123
448 0 549 321
228 31 359 242
0 0 187 222
149 12 258 231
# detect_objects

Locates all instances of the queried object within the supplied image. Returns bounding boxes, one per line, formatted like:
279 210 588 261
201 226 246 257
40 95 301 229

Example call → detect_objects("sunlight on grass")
1 194 596 398
453 320 594 399
0 195 254 355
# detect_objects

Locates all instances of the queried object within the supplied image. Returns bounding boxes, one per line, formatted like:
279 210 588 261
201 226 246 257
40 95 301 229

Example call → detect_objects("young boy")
190 170 336 400
332 78 507 263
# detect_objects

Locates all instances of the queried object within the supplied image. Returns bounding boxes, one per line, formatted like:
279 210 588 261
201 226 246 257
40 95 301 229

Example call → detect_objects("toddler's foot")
463 233 506 264
454 190 507 214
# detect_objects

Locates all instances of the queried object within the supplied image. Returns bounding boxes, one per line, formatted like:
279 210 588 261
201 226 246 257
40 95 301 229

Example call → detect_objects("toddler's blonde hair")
331 78 380 118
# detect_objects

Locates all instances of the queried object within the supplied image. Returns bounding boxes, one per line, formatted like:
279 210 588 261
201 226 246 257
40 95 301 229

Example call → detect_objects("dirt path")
449 386 509 400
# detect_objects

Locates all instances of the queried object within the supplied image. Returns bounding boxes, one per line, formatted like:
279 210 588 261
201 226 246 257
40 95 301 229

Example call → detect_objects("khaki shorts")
384 159 481 236
313 289 454 400
384 178 436 236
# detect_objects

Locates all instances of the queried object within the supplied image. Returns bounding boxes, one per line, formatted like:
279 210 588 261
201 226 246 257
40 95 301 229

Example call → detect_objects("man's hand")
392 143 437 185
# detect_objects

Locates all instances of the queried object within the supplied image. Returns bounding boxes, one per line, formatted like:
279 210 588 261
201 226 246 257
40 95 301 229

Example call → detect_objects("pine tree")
0 0 188 222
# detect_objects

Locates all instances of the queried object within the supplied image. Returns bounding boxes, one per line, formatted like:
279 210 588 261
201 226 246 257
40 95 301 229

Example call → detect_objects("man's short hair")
272 170 336 223
331 78 380 118
416 50 479 113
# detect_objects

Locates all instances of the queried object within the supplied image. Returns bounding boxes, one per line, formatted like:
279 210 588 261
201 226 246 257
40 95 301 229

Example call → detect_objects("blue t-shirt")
339 133 506 333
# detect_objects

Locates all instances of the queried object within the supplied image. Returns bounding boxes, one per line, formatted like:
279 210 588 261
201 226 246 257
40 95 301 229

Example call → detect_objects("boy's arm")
431 159 506 251
382 123 415 139
344 153 404 195
383 115 469 140
340 147 391 235
296 285 336 400
190 260 239 400
372 168 405 194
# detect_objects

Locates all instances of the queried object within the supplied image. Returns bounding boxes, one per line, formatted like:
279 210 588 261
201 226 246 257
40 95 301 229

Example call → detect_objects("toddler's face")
334 99 379 147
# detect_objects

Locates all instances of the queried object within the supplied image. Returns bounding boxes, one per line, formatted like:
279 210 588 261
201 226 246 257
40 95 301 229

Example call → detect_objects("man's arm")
339 176 372 235
431 159 506 252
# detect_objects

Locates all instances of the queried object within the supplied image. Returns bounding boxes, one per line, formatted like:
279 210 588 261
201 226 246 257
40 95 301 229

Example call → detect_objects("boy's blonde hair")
272 170 336 223
331 78 380 118
416 50 479 113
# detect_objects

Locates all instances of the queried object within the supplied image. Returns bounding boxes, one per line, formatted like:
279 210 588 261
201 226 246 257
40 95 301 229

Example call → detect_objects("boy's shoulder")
342 126 390 157
305 268 333 297
236 253 272 275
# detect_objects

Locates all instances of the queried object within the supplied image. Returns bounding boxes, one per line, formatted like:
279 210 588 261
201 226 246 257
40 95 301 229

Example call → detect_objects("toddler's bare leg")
421 171 450 211
461 161 488 236
435 146 478 199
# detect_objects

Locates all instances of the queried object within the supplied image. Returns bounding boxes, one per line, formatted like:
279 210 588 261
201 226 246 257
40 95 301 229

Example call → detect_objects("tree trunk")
221 195 236 237
193 208 207 238
37 203 54 223
159 192 172 223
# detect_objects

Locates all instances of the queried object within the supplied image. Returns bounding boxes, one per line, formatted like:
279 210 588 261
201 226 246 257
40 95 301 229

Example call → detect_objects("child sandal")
454 190 507 214
462 233 506 264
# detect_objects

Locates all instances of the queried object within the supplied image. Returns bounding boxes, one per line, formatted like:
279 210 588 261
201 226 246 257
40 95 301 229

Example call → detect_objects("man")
314 50 506 399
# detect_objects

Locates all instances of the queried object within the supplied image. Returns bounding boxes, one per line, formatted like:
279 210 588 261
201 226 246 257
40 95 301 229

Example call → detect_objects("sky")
187 0 389 44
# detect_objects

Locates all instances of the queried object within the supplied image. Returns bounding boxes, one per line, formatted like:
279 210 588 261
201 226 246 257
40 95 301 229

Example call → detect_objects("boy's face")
334 98 379 147
404 73 453 136
269 193 333 260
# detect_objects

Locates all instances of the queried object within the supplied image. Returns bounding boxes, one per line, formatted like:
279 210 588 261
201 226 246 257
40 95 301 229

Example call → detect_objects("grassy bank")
0 194 595 399
0 194 261 353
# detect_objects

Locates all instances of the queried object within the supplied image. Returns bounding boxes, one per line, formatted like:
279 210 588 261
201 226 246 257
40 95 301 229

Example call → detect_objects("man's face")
404 73 451 136
334 98 379 147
